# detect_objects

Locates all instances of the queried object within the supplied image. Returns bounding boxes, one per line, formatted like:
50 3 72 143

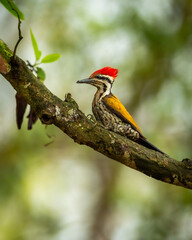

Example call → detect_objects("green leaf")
30 29 41 61
0 0 24 20
41 54 61 63
36 67 46 81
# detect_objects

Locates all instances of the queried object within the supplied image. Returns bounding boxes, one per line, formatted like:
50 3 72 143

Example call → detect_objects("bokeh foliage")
0 0 192 239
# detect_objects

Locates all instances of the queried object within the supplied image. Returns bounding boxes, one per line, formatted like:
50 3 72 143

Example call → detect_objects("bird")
77 66 165 154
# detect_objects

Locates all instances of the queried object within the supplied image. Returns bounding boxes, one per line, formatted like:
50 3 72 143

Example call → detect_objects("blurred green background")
0 0 192 239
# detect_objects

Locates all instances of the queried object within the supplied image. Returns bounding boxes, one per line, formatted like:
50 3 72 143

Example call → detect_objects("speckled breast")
93 102 140 141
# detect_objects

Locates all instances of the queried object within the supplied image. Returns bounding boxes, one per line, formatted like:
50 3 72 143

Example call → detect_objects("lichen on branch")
0 39 192 190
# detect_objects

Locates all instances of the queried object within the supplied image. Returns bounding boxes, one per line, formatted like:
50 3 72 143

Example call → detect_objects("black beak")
76 78 94 84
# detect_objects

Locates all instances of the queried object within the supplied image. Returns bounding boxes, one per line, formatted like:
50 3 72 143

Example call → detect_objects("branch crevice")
0 39 192 190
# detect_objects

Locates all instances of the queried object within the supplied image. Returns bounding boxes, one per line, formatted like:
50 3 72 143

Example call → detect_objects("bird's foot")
182 158 192 169
87 114 96 123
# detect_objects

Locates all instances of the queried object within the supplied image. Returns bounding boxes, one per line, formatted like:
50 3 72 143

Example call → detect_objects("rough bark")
0 39 192 189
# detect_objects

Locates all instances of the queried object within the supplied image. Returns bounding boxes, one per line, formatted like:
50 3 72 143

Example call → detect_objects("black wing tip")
138 138 166 155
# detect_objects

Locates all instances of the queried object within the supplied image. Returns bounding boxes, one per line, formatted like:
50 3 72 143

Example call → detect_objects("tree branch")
0 39 192 189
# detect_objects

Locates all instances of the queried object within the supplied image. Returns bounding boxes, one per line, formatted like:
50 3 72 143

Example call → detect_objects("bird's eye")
96 75 102 80
96 75 109 81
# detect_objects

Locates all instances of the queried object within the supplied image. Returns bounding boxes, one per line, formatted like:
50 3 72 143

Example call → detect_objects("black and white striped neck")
93 75 113 103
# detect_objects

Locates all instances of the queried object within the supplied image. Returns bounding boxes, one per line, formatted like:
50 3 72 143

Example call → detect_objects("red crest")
90 66 118 79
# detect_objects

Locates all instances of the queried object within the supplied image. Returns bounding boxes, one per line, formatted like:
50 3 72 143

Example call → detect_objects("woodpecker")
77 66 164 154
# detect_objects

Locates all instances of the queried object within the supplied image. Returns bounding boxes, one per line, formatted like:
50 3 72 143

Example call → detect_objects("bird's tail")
138 137 165 155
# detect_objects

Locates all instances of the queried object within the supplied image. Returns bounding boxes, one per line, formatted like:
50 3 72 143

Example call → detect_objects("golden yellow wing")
103 94 142 134
103 94 166 154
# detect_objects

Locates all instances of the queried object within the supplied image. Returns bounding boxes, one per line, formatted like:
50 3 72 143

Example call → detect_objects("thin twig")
7 0 23 58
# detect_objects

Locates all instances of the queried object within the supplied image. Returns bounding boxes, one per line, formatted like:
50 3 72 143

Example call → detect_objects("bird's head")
77 67 118 89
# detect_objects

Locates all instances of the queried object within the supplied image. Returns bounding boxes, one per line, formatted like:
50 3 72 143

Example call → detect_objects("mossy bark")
0 39 192 189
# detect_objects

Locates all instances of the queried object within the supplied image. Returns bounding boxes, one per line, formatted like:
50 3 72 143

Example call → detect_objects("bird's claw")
87 114 96 123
